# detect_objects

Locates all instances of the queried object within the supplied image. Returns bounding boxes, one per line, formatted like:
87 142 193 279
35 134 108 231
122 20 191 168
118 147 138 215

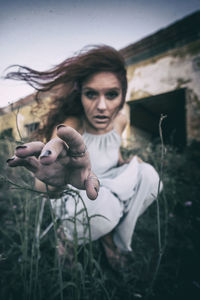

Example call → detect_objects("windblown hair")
5 45 127 141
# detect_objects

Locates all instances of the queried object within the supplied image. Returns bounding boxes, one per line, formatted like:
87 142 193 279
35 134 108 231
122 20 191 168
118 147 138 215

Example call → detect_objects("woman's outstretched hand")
6 125 99 200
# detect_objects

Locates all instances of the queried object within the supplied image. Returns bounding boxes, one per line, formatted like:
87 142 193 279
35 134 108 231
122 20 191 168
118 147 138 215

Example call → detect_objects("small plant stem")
156 114 167 252
145 114 167 299
29 196 42 300
73 195 80 300
76 193 95 299
78 194 94 274
2 176 49 195
13 106 23 141
33 197 41 300
46 185 64 300
22 190 30 298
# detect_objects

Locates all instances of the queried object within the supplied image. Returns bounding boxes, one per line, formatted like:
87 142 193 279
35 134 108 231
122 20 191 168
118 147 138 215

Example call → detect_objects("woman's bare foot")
101 233 128 271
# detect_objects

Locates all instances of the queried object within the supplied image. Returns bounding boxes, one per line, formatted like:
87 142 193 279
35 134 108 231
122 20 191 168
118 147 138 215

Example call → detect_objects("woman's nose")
97 96 107 111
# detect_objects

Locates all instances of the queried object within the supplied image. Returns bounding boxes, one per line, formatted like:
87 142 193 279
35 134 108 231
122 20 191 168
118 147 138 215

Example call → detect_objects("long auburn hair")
5 45 127 141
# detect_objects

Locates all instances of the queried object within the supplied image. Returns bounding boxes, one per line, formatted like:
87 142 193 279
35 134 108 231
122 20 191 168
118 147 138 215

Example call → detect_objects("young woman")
6 45 162 269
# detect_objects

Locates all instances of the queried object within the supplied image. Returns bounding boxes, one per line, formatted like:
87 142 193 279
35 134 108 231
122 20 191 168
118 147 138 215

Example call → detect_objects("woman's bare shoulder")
113 110 128 136
51 116 83 138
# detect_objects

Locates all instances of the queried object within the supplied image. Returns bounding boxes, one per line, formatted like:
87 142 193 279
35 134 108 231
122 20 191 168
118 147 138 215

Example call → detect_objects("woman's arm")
117 150 126 166
114 110 143 166
113 111 129 166
7 124 99 200
113 110 128 136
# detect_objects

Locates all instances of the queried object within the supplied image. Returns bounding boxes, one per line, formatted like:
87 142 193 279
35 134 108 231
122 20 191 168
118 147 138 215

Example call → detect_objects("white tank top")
82 129 121 177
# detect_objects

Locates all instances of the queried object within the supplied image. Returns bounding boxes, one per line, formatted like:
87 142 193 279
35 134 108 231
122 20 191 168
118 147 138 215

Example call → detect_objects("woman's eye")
105 91 119 100
85 91 97 99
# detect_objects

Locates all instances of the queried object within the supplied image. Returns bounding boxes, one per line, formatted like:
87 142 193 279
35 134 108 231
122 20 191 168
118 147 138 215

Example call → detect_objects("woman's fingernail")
57 124 66 130
6 156 15 163
16 145 27 150
40 150 52 158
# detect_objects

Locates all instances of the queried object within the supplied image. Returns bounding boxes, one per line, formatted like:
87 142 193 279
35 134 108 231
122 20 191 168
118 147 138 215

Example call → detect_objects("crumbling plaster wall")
0 95 51 140
126 41 200 143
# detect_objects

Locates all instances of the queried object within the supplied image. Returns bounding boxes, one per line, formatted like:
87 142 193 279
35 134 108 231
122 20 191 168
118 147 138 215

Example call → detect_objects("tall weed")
0 126 200 299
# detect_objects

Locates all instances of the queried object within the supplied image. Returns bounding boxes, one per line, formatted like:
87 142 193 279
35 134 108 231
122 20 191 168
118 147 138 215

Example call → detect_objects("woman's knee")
140 162 160 189
90 215 120 240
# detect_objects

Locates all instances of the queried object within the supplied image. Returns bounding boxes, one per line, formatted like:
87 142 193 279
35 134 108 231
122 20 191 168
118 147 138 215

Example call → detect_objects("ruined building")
1 11 200 148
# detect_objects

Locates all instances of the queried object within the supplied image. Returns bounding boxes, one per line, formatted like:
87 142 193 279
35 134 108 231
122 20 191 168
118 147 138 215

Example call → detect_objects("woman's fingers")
8 141 44 171
15 141 45 158
39 137 69 165
7 127 95 196
56 125 86 155
84 173 100 200
7 156 39 173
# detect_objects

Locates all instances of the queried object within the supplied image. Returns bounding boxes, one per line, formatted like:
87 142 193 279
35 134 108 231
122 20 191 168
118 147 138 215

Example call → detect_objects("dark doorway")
127 89 187 148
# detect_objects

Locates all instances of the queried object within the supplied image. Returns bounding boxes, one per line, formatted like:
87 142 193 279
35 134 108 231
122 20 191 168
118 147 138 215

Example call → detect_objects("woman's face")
81 72 123 134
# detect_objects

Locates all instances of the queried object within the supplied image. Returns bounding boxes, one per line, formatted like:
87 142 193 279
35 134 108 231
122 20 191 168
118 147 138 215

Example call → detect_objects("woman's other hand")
117 152 143 167
6 125 99 200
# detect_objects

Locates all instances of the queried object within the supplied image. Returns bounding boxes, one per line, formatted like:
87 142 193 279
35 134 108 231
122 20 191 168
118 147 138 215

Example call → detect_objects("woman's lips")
93 115 109 123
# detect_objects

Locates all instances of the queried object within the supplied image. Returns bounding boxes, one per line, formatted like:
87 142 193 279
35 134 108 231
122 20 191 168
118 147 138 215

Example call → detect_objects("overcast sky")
0 0 200 108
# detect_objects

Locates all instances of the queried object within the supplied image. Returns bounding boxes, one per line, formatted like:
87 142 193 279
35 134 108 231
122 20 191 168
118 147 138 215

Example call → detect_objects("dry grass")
0 135 200 300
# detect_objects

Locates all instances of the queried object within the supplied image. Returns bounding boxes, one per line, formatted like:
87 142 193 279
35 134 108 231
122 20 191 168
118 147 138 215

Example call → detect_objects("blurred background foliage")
0 137 200 300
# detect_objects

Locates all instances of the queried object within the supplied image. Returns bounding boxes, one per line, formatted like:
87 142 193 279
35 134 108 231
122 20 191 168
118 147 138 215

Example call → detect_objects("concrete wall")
125 40 200 143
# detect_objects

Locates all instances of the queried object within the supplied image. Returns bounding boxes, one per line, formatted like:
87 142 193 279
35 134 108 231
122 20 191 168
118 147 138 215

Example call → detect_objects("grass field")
0 136 200 300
